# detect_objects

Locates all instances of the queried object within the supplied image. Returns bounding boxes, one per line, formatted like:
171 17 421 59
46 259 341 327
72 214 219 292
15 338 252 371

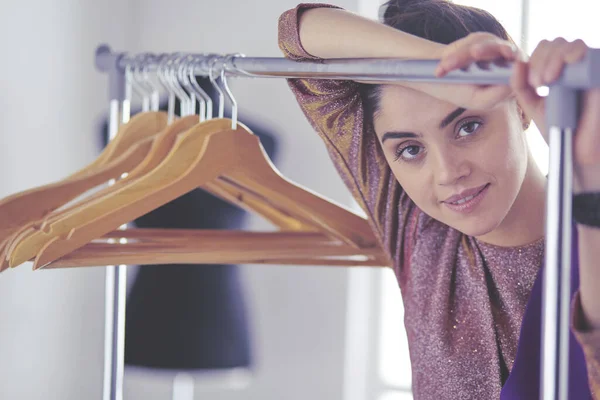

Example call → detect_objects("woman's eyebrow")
439 107 466 129
382 131 419 143
381 107 467 143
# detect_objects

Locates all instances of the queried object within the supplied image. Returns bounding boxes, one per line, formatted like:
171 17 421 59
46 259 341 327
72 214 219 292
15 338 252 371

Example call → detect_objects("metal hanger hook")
191 54 213 120
132 54 153 112
221 54 240 129
141 55 161 111
122 54 136 122
157 53 177 123
124 55 134 105
125 54 152 110
164 54 184 115
177 55 197 119
169 53 192 116
207 55 225 119
156 54 171 95
183 54 211 122
186 55 212 121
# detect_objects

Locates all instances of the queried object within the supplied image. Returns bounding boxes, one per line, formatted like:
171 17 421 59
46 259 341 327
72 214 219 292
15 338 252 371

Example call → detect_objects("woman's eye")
457 121 482 137
393 120 481 162
395 145 422 161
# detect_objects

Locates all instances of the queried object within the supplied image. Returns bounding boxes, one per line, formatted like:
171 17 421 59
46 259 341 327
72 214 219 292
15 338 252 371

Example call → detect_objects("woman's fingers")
510 61 539 107
540 38 570 85
472 40 518 61
435 38 517 77
564 39 588 63
510 60 545 137
527 40 550 87
511 38 587 143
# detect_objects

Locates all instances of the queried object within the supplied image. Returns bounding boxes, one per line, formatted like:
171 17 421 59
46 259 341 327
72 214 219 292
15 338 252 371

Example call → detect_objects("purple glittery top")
279 4 600 398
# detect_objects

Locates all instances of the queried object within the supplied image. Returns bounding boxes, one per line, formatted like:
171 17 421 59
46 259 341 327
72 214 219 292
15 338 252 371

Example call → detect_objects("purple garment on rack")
500 223 592 399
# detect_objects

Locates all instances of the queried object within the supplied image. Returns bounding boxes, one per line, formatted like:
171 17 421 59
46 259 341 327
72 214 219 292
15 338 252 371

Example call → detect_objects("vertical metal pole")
103 103 129 400
96 45 127 400
103 260 127 400
541 87 577 400
519 0 530 53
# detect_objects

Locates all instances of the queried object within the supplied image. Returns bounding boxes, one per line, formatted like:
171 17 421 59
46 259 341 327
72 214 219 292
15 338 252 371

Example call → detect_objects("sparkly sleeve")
571 290 600 397
278 4 423 280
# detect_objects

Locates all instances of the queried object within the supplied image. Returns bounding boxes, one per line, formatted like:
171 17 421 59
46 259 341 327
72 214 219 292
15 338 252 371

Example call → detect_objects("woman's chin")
449 217 497 238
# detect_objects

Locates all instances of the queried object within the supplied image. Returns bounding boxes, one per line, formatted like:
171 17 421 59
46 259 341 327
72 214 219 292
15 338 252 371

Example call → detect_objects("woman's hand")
509 37 589 143
435 32 524 76
430 32 525 110
396 32 519 110
514 37 600 193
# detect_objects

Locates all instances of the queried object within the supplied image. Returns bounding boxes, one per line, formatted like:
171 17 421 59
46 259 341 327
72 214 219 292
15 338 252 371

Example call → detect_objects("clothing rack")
95 44 600 400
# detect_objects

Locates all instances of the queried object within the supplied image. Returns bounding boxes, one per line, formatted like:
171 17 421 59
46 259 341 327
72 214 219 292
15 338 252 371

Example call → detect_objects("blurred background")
0 0 596 399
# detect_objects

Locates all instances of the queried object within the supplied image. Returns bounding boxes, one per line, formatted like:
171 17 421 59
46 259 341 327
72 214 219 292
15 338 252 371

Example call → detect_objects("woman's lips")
443 184 490 213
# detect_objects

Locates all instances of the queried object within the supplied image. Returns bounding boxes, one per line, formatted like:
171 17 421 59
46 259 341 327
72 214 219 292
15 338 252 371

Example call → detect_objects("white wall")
0 1 365 399
0 1 136 399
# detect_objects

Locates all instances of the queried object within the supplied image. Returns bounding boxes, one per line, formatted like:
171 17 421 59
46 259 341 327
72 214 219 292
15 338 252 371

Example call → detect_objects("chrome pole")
95 45 127 400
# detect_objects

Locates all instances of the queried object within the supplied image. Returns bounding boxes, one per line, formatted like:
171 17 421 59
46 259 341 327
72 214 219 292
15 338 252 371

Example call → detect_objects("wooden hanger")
100 112 321 232
0 135 155 247
44 113 317 234
0 112 167 247
69 111 168 180
95 112 321 232
7 119 379 270
0 113 193 272
43 229 386 269
0 112 170 272
0 113 321 272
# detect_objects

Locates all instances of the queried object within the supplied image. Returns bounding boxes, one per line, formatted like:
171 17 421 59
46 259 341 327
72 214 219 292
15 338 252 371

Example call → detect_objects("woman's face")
373 85 528 238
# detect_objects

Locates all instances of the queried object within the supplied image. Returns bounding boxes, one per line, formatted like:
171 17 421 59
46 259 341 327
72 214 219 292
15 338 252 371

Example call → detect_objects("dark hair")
362 0 515 122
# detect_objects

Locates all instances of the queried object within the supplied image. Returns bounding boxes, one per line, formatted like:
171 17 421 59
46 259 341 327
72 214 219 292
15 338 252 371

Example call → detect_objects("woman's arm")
297 7 443 59
296 7 515 111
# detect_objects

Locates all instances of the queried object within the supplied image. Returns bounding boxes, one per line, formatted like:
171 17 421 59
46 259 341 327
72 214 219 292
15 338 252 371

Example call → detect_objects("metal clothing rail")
94 44 600 400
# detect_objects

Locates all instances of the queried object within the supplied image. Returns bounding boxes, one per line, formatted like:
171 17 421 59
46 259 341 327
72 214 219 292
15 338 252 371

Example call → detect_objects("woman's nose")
432 148 470 186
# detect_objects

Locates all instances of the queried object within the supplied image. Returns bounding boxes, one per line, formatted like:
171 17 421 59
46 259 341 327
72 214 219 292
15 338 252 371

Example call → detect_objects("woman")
278 1 600 398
